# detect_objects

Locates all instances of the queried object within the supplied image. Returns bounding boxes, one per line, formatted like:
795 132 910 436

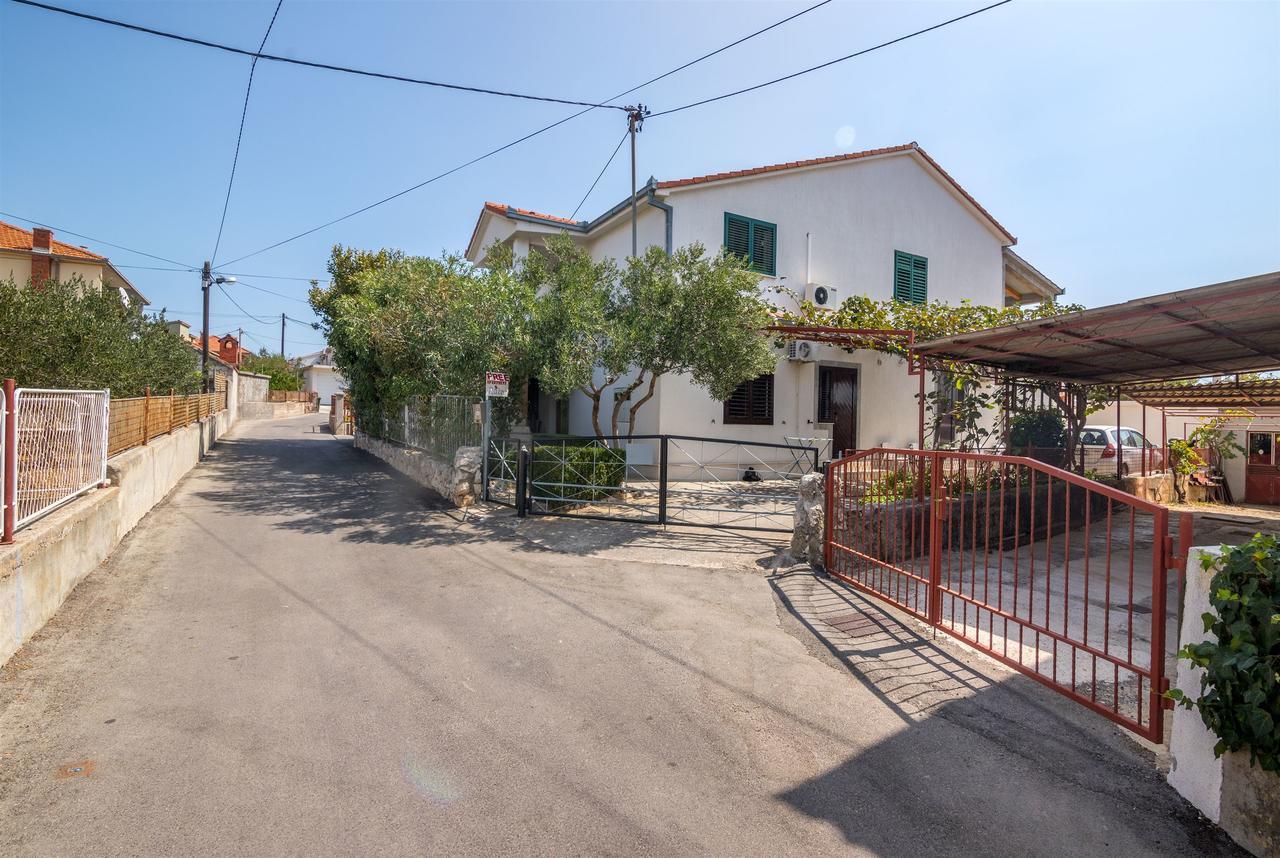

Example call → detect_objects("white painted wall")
473 151 1011 452
303 365 346 402
658 152 1007 312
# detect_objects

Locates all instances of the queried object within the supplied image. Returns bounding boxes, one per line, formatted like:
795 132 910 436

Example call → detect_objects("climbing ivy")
1167 533 1280 771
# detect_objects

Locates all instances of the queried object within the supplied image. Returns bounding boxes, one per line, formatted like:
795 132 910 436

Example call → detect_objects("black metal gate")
485 435 819 533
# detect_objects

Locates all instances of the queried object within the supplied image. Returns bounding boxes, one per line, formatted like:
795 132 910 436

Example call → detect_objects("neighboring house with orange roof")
465 143 1062 453
0 220 148 306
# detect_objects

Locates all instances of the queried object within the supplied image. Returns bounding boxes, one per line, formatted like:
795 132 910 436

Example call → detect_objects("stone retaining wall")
354 430 482 508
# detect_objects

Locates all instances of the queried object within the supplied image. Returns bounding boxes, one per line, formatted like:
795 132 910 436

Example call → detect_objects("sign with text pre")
485 371 509 399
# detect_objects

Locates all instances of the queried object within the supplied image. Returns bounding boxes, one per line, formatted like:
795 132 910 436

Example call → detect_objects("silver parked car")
1079 425 1159 476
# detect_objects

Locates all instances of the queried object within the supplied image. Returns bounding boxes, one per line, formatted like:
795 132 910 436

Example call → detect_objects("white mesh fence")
13 388 109 529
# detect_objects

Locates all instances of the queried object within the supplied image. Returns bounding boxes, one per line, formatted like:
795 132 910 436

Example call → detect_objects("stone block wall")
354 431 482 508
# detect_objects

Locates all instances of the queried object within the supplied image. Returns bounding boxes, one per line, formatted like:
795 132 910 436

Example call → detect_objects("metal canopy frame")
911 271 1280 386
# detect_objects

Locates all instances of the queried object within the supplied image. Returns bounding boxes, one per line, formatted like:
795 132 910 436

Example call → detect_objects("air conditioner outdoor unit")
786 340 814 362
805 282 838 310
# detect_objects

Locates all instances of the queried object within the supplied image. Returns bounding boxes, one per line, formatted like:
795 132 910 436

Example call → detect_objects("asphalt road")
0 415 1243 856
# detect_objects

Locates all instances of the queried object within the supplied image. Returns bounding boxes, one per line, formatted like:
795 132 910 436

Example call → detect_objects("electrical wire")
0 210 196 268
236 279 314 304
219 271 324 282
215 0 835 266
571 131 628 220
9 0 628 111
650 0 1015 118
217 283 273 324
211 0 284 265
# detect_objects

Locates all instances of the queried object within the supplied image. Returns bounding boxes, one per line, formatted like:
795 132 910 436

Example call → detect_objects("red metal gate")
824 449 1191 741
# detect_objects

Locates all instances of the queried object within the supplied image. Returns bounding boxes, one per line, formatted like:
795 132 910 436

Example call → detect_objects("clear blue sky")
2 0 1277 356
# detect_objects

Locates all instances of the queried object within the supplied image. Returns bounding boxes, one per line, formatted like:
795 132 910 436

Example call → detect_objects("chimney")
29 227 52 286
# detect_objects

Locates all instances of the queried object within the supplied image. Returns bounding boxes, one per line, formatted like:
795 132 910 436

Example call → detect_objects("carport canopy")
913 271 1280 386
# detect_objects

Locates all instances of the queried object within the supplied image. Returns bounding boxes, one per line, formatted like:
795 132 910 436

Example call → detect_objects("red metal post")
927 452 943 624
1162 408 1168 473
1141 404 1147 477
1116 389 1123 479
2 378 15 545
917 359 926 452
1149 506 1170 741
822 461 834 573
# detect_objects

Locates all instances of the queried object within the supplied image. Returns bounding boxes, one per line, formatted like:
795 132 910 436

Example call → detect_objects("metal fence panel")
825 448 1188 741
13 388 109 529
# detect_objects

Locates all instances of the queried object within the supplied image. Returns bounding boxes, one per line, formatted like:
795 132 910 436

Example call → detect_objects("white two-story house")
465 142 1061 456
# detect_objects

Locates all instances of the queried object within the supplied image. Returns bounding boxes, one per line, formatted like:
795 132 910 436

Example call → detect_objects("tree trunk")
626 374 659 439
582 384 605 440
609 372 647 439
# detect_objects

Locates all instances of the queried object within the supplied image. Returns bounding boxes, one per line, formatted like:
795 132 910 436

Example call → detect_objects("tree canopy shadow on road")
196 425 792 563
767 570 1245 857
193 428 501 548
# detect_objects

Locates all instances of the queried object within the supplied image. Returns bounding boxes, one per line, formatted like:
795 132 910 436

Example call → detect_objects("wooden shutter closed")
725 215 751 261
894 251 928 304
724 374 774 425
752 222 776 275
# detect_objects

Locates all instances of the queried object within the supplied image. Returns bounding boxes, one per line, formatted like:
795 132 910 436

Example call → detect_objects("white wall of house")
580 153 1006 454
475 150 1015 455
303 365 346 403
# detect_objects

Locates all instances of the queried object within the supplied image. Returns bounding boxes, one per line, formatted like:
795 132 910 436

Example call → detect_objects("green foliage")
780 292 1085 359
924 374 999 450
314 236 776 440
1168 438 1206 477
1008 409 1065 452
310 244 536 425
1167 534 1280 771
240 350 302 391
529 443 626 505
0 277 199 395
1189 416 1246 465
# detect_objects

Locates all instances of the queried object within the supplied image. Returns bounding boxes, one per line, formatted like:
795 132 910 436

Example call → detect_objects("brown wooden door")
819 367 858 457
1245 432 1280 505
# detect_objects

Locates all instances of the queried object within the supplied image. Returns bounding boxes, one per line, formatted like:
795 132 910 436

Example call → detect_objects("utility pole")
280 313 286 357
201 261 212 391
625 104 648 258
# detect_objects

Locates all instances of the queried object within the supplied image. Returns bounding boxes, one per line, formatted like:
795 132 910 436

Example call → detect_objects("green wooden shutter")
724 213 777 275
725 214 751 262
893 251 928 304
752 222 776 275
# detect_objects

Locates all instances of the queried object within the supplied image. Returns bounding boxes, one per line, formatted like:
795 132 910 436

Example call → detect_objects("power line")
219 271 324 282
571 131 628 220
0 210 196 268
650 0 1015 118
115 264 197 273
10 0 628 111
215 0 834 266
236 278 313 304
211 0 284 265
217 283 272 324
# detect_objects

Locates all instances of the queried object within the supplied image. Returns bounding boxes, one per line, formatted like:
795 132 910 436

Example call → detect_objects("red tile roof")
483 201 582 226
0 220 108 261
480 143 1015 244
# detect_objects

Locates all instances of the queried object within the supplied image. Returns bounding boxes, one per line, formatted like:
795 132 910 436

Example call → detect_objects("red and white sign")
485 371 509 398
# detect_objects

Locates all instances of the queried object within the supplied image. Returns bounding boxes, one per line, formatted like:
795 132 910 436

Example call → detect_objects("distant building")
165 320 252 366
0 219 148 306
298 347 344 403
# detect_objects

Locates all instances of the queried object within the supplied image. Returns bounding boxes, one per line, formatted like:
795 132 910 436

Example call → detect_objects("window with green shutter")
893 250 928 304
724 213 777 276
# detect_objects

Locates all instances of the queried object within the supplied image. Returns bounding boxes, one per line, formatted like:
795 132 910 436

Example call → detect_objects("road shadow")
197 426 790 563
768 570 1245 857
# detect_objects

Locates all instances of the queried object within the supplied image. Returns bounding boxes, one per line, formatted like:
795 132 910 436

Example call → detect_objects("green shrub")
1008 409 1065 452
526 442 626 506
1167 533 1280 771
